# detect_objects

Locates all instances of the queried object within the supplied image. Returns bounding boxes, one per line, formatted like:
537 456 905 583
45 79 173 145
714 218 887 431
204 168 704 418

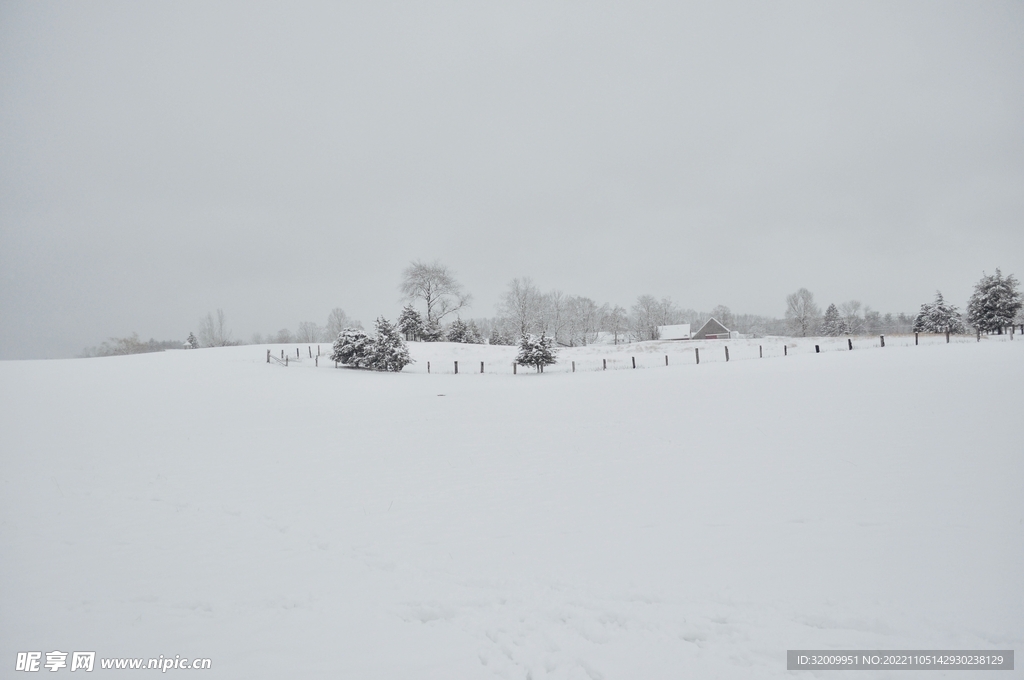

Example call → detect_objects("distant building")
657 324 691 340
692 317 731 340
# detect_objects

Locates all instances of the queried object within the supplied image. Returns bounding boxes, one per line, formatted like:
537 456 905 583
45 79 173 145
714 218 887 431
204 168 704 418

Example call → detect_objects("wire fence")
264 330 1019 376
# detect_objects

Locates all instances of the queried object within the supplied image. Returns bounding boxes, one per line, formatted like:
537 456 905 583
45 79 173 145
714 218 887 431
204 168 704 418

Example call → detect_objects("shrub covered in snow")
331 320 412 372
398 305 423 341
967 269 1021 334
446 318 484 344
819 304 850 336
913 291 966 334
489 328 516 346
516 333 557 372
420 319 444 342
331 328 373 368
366 317 413 372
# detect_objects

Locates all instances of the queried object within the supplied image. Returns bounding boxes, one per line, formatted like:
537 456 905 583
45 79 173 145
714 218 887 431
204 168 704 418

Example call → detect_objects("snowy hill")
1 338 1021 678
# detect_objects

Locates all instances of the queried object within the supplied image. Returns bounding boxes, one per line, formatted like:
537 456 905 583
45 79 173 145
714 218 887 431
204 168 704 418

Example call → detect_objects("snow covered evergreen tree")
420 318 444 342
913 291 966 334
185 332 198 349
516 333 557 372
444 318 484 344
488 326 516 345
446 318 470 343
366 317 412 372
819 304 849 336
967 269 1022 334
465 320 484 344
331 328 372 367
397 305 423 341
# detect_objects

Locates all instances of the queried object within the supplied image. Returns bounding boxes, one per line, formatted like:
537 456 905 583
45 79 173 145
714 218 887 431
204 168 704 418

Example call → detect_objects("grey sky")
1 1 1022 359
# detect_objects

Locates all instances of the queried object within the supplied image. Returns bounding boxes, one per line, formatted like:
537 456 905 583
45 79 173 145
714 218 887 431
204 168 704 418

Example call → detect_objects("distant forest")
83 264 1022 356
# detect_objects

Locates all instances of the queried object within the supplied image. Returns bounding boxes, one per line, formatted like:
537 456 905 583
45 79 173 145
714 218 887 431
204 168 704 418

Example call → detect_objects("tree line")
82 263 1023 358
786 270 1022 338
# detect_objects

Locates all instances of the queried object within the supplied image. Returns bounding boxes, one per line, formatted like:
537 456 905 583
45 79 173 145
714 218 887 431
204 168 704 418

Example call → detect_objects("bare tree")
295 321 322 343
785 289 820 337
606 305 628 344
498 277 543 337
630 295 661 341
566 296 602 346
325 308 361 338
274 328 293 344
399 260 471 325
710 305 735 330
198 309 232 347
863 306 881 334
840 300 863 335
539 290 568 342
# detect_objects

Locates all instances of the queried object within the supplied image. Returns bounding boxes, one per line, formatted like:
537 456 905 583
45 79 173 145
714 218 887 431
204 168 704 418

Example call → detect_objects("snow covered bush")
365 317 413 372
420 319 444 342
489 328 516 346
819 304 849 336
913 291 966 334
331 321 412 371
398 305 423 341
446 318 484 344
331 328 372 368
516 333 557 372
967 269 1021 334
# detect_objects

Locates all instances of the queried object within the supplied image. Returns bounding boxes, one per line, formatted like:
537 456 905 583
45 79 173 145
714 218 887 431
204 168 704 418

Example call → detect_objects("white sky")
1 1 1022 358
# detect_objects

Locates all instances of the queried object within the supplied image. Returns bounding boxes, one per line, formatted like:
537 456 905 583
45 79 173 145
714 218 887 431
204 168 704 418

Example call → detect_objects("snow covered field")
1 338 1021 678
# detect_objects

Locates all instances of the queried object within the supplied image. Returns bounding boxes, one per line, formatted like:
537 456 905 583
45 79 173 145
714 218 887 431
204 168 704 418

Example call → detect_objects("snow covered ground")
1 337 1021 678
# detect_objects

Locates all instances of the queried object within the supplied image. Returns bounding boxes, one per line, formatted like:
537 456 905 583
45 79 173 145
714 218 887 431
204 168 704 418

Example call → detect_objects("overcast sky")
1 1 1022 359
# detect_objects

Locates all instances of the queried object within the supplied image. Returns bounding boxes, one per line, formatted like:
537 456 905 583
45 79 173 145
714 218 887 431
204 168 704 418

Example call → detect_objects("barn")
656 324 691 340
691 317 731 340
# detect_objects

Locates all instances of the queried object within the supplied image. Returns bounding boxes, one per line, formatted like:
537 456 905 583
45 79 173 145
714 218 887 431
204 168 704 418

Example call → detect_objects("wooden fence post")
285 356 288 366
308 346 312 358
480 361 484 373
572 361 575 372
815 344 820 353
665 355 669 366
784 345 787 356
915 332 919 345
631 356 636 369
602 359 607 370
695 348 700 365
427 361 430 374
848 338 853 350
281 350 284 359
880 335 885 348
946 331 950 343
759 345 762 358
977 330 981 342
318 345 320 356
315 356 318 367
296 348 299 358
267 349 270 363
725 346 730 361
454 361 458 374
513 363 517 375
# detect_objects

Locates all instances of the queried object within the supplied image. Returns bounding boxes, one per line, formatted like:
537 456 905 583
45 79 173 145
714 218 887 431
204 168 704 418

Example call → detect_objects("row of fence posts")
269 330 1015 372
267 346 322 366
